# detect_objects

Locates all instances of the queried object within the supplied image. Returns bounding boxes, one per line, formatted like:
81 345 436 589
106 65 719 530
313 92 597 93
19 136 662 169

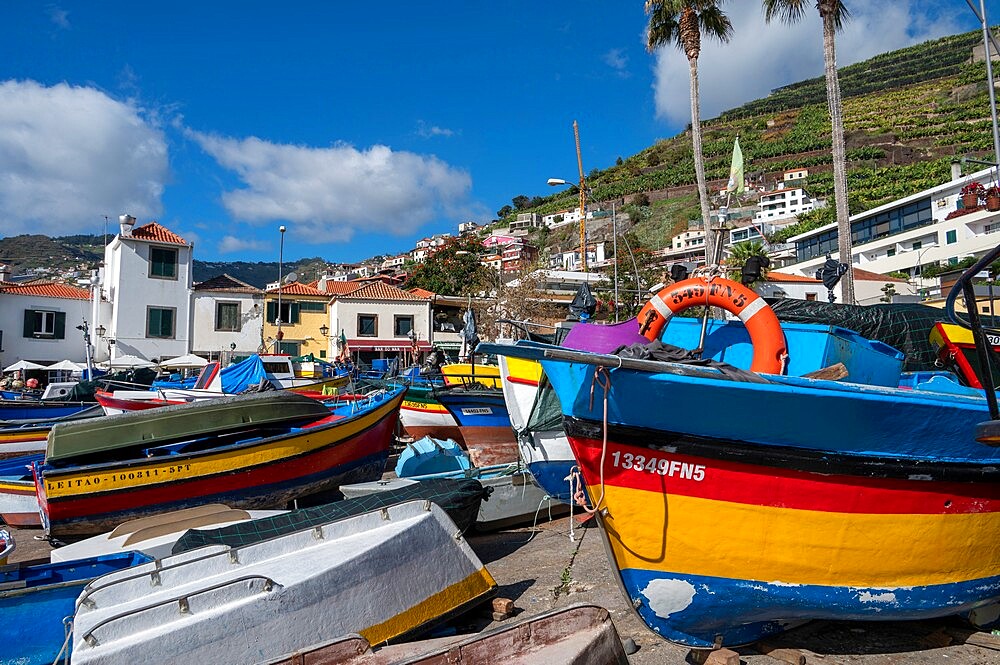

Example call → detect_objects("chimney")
951 160 963 182
119 213 136 237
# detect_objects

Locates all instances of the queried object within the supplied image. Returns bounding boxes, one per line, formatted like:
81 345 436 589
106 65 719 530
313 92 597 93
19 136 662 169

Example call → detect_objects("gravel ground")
8 513 1000 664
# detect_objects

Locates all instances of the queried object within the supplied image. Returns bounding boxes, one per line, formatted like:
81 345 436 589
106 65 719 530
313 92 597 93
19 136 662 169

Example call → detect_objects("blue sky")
0 2 989 266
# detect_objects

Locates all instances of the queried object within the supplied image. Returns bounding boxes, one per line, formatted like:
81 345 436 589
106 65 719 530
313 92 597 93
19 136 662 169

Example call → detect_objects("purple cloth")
562 318 650 354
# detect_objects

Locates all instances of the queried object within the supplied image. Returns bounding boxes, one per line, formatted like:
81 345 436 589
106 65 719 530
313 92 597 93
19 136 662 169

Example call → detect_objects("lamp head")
279 225 286 233
547 178 569 187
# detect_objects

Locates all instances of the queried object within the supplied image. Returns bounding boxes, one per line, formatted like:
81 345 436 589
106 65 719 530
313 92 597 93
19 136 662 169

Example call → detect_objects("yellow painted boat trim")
401 400 449 414
43 395 400 499
506 357 543 384
441 364 501 389
597 484 1000 588
359 567 496 645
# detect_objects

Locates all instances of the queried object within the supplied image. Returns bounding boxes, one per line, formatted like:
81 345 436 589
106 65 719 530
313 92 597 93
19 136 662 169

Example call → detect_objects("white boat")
70 500 496 665
50 504 286 563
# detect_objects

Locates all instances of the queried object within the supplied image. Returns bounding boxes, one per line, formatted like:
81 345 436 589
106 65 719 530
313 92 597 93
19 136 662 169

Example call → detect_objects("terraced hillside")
522 30 997 250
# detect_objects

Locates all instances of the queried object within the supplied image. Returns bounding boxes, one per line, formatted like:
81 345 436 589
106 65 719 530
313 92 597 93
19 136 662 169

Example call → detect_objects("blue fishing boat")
434 384 517 467
0 400 97 423
0 551 152 664
482 271 1000 648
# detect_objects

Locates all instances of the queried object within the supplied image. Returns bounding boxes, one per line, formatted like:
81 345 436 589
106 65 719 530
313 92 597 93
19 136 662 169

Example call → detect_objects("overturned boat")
71 500 496 665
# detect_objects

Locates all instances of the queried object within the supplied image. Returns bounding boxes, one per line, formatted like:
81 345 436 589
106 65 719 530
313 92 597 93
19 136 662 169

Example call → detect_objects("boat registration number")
610 450 705 481
461 408 492 415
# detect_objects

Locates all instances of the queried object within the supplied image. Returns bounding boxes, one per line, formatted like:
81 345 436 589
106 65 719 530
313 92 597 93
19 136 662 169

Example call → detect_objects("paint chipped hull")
399 386 462 444
538 353 1000 647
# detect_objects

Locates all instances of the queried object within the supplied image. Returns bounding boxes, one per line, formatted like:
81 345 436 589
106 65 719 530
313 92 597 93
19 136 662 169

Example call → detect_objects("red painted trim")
42 414 396 523
570 435 1000 515
505 376 539 387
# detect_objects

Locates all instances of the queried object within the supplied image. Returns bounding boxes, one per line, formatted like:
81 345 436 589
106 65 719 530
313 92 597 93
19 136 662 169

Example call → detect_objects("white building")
191 274 264 360
755 186 817 223
458 221 480 235
0 279 92 367
758 269 916 305
329 281 431 364
549 242 606 271
93 217 194 363
509 212 542 233
784 165 1000 302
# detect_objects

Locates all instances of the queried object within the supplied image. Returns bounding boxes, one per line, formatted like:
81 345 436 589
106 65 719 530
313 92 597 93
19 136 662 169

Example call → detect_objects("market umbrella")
159 353 209 369
105 354 155 369
3 360 45 373
46 360 86 372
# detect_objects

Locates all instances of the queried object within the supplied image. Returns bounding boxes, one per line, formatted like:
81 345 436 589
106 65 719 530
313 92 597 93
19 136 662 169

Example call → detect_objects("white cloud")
47 5 70 29
650 2 966 126
218 235 267 254
0 80 167 235
189 130 476 241
603 48 630 77
416 120 456 138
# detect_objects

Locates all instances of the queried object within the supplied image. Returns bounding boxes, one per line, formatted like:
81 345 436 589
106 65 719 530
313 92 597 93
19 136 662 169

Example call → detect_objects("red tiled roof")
130 222 188 245
408 287 436 298
266 282 327 297
0 280 91 300
319 280 364 296
766 271 820 283
853 268 908 283
194 274 261 293
341 281 428 301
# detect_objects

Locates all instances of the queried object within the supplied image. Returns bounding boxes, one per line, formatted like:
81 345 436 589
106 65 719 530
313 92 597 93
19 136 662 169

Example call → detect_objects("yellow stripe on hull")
360 567 496 645
43 396 399 499
598 484 1000 588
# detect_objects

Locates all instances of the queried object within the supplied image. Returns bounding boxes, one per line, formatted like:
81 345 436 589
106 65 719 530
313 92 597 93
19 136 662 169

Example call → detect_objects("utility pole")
574 121 588 272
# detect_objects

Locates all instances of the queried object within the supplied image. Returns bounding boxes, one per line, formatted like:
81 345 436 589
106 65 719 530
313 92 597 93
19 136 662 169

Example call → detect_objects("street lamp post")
276 225 286 353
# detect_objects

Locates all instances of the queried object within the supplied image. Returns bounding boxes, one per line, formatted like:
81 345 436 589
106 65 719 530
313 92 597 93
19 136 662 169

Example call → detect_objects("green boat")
46 391 333 465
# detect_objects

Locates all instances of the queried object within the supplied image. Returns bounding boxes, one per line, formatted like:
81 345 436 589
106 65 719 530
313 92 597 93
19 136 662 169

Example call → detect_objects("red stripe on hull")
571 435 1000 515
42 412 396 525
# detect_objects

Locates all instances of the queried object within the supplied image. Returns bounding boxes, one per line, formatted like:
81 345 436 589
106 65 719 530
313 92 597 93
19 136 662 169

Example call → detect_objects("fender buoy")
637 276 787 374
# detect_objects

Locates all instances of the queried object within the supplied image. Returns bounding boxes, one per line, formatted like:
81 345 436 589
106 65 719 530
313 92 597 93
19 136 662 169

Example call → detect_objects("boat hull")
71 501 496 665
399 386 463 444
436 389 517 466
565 418 1000 647
0 552 151 665
35 390 404 537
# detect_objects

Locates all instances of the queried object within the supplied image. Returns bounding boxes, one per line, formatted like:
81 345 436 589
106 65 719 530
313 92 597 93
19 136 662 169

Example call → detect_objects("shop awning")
347 340 432 352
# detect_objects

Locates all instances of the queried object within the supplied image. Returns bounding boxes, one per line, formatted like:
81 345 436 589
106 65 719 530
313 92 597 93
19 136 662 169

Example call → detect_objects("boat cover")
766 299 943 372
171 478 489 554
151 355 269 393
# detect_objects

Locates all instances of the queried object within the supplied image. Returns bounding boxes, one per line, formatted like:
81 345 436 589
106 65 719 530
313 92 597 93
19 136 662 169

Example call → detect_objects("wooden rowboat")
34 387 405 537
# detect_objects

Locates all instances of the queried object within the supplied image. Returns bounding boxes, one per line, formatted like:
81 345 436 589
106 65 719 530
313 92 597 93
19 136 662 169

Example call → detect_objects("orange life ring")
636 276 787 374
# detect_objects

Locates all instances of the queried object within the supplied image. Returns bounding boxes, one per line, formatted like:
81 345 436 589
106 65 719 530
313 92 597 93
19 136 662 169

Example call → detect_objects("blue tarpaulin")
152 355 270 393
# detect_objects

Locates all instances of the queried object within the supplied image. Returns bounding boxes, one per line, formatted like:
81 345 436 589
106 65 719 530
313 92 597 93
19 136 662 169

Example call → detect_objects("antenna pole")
276 226 286 353
574 120 588 272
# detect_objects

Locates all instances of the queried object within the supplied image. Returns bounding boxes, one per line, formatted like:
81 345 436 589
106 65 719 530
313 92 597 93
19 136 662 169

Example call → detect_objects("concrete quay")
7 514 1000 664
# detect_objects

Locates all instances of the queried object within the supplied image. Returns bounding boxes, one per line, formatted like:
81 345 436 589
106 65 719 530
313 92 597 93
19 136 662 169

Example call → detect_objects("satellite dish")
283 272 299 284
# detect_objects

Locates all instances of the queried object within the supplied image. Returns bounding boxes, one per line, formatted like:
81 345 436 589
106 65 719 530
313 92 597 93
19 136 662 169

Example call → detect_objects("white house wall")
330 299 431 349
100 237 192 362
191 293 264 358
0 294 90 365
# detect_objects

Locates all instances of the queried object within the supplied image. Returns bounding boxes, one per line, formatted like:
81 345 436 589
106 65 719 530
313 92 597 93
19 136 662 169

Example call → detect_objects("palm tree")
725 240 770 287
762 0 854 304
645 1 733 270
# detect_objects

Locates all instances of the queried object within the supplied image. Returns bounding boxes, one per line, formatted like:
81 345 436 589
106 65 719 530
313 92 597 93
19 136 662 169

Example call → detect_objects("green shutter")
23 310 34 337
290 303 300 324
266 302 278 325
54 312 66 339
